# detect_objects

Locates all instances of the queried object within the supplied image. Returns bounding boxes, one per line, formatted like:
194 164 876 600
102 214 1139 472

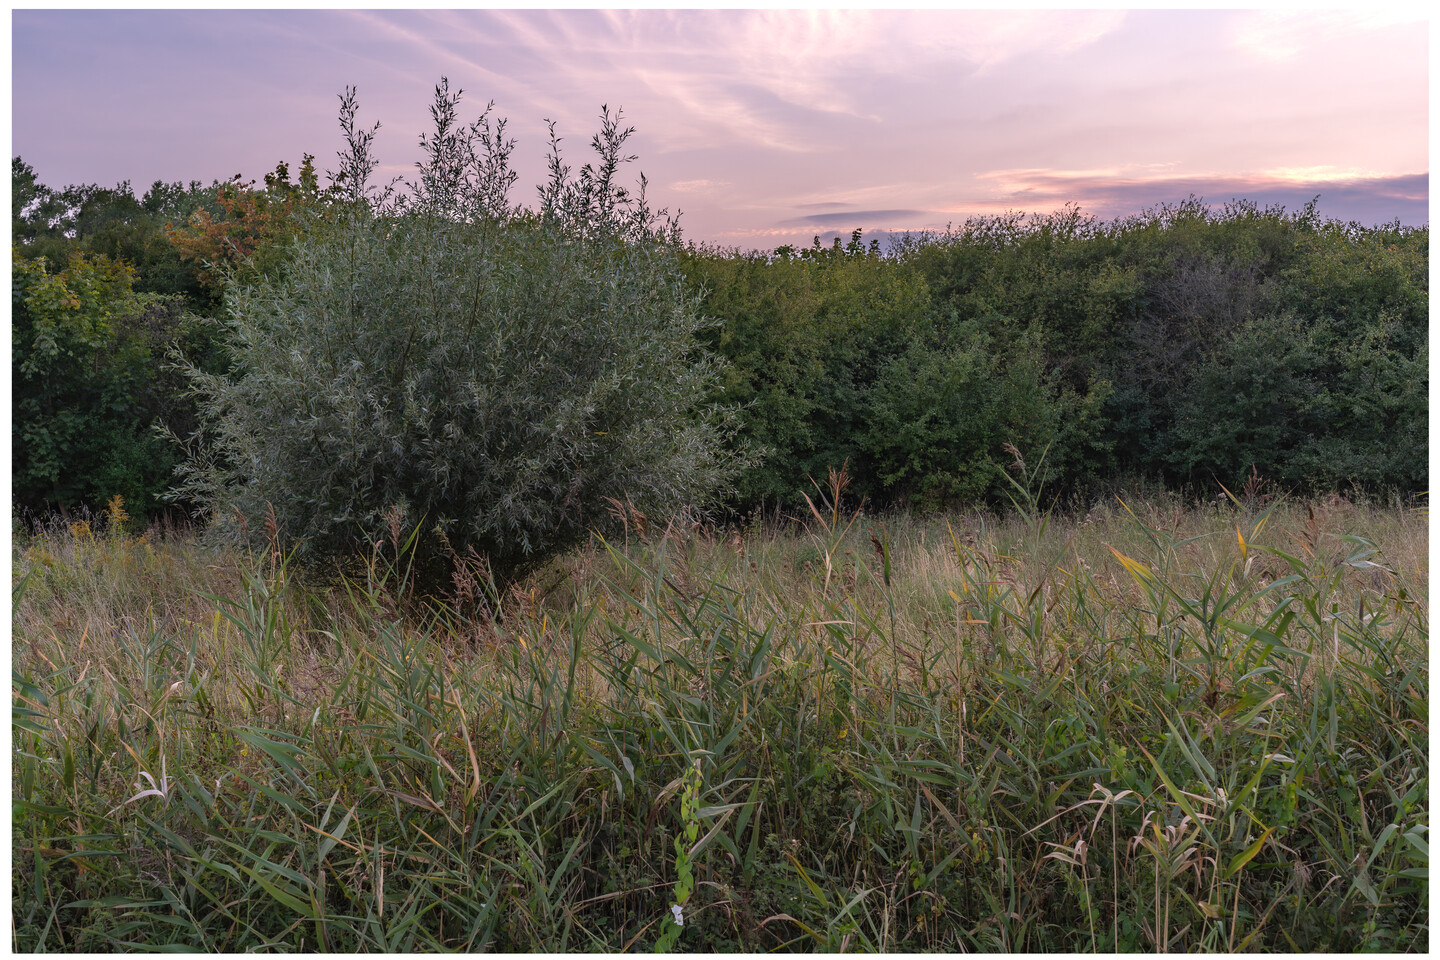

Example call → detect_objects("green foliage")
891 198 1428 496
1299 315 1427 489
11 249 203 518
684 232 1113 512
9 158 323 524
12 156 224 312
173 81 746 581
1163 315 1323 489
685 194 1427 513
1165 313 1427 491
682 233 934 507
11 157 68 246
1278 217 1429 334
653 759 702 951
860 320 1111 508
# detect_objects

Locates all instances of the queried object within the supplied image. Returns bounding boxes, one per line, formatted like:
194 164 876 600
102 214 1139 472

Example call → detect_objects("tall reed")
12 489 1427 950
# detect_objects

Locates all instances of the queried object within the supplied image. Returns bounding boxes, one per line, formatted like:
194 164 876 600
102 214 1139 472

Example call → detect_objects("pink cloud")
11 10 1427 252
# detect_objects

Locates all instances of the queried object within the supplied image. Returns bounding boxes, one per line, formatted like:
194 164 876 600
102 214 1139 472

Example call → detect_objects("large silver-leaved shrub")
173 80 746 580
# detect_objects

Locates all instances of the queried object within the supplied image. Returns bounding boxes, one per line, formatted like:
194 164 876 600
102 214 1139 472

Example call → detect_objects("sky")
9 7 1431 250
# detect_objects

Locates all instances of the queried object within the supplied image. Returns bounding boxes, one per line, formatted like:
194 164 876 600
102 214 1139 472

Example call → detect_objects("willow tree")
172 80 747 582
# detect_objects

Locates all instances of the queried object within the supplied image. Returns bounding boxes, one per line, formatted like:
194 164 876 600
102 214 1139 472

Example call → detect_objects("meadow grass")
11 485 1428 951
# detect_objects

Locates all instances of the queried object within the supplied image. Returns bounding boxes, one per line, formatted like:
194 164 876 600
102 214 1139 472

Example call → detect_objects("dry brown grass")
13 492 1425 711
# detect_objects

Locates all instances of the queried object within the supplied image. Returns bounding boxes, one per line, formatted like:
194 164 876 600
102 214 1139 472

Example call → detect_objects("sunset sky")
11 8 1430 250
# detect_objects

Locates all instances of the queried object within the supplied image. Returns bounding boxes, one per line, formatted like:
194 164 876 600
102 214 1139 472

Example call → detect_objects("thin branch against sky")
10 8 1428 249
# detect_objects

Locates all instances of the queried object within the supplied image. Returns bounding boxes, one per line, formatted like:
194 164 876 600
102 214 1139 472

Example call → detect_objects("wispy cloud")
10 9 1426 252
669 179 731 193
379 10 1130 154
1228 9 1426 63
779 209 931 228
962 168 1428 225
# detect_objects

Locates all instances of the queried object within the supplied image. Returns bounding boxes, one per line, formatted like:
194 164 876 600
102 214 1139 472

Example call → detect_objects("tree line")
12 82 1428 576
684 202 1426 511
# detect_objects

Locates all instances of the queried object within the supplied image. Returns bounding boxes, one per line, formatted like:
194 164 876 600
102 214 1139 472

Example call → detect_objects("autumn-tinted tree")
164 155 325 297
